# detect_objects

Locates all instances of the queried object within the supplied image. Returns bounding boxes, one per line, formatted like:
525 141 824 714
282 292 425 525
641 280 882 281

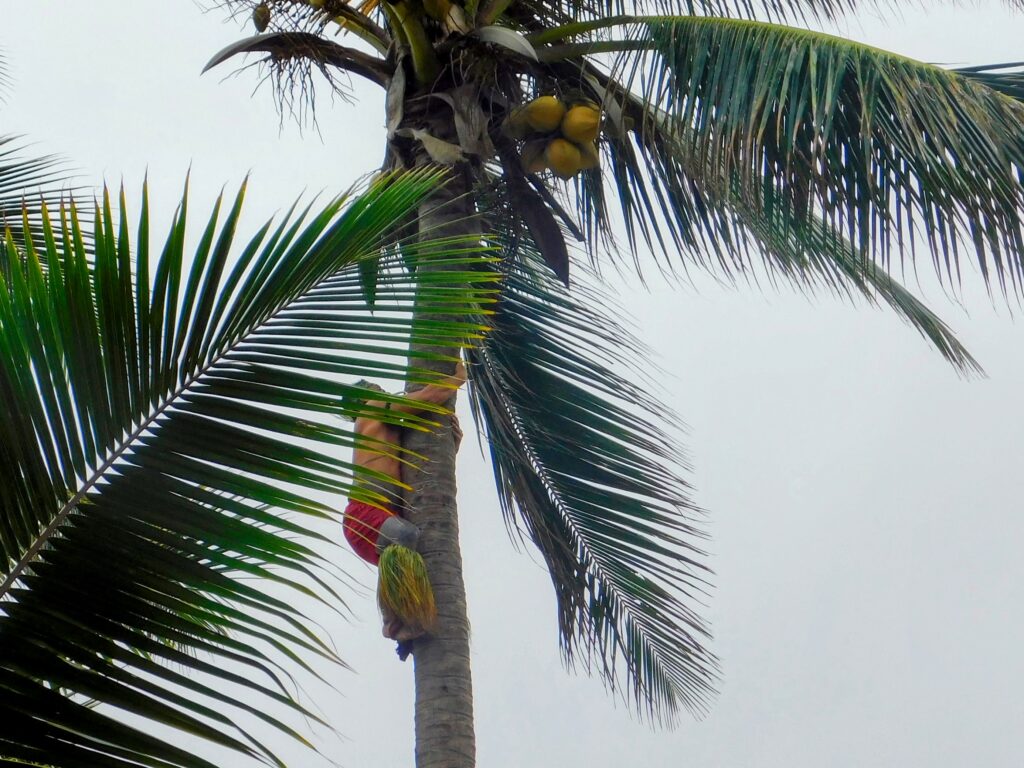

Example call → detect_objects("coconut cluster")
505 96 602 180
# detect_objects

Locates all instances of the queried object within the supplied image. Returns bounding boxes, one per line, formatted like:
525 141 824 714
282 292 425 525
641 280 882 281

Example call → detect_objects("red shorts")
343 499 395 565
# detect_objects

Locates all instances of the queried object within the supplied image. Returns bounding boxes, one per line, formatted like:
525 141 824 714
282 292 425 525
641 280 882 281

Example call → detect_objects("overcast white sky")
4 2 1024 766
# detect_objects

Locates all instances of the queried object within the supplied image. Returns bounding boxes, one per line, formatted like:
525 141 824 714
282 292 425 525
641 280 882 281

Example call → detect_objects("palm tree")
193 1 1024 764
3 4 1024 768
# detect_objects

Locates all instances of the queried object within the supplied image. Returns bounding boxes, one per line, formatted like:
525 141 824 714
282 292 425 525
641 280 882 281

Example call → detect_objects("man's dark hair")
352 379 386 394
343 379 388 420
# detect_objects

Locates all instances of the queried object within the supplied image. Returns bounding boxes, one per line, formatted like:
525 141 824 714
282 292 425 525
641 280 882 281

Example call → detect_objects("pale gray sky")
4 2 1024 766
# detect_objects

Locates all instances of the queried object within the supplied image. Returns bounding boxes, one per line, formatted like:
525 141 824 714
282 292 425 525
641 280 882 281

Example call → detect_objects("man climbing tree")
344 360 467 652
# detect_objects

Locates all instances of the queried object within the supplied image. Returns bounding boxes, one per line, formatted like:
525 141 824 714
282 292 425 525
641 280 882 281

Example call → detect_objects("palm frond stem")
526 15 636 45
538 40 641 62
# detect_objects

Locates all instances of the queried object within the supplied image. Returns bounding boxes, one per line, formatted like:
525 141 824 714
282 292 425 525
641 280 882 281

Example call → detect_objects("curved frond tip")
0 136 81 257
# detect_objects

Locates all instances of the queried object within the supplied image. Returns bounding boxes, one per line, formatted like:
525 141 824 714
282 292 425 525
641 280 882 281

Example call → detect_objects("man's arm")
389 359 467 414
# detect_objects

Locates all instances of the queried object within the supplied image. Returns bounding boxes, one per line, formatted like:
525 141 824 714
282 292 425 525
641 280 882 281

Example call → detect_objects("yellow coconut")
545 138 582 180
503 106 533 138
561 104 601 144
523 96 566 133
576 140 600 171
521 140 548 174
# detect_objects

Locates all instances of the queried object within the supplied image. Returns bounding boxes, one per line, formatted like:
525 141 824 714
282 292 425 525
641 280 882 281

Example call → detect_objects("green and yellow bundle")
505 96 602 179
378 543 437 630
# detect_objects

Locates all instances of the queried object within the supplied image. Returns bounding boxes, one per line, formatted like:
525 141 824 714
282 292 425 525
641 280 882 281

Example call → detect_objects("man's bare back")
351 419 404 493
352 360 465 487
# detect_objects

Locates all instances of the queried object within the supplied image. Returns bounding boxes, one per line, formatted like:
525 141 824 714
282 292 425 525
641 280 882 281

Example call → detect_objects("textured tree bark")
400 124 478 768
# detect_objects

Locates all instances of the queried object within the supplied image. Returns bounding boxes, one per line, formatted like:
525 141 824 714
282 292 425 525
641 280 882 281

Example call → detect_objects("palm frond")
954 61 1024 102
0 136 80 257
613 17 1024 293
201 1 390 123
492 64 980 374
726 182 984 374
0 169 496 767
529 18 1024 294
466 241 717 720
628 122 983 373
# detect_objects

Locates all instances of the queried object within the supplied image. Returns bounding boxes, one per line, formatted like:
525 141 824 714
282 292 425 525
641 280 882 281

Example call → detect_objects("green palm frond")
467 185 974 714
0 137 79 257
490 74 980 374
625 17 1024 290
725 183 983 374
611 114 981 373
466 243 717 720
0 169 496 767
535 17 1024 293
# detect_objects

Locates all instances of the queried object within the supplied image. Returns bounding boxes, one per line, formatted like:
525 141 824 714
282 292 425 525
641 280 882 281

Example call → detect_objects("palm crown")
208 1 1024 302
3 1 1024 766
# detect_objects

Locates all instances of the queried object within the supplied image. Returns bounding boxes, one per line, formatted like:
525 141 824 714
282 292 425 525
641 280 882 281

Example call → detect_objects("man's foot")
394 622 426 643
381 613 426 643
395 623 429 662
382 617 403 640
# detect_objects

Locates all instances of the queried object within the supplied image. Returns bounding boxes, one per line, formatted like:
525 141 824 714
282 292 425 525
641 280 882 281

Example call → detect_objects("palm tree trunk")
401 125 478 768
